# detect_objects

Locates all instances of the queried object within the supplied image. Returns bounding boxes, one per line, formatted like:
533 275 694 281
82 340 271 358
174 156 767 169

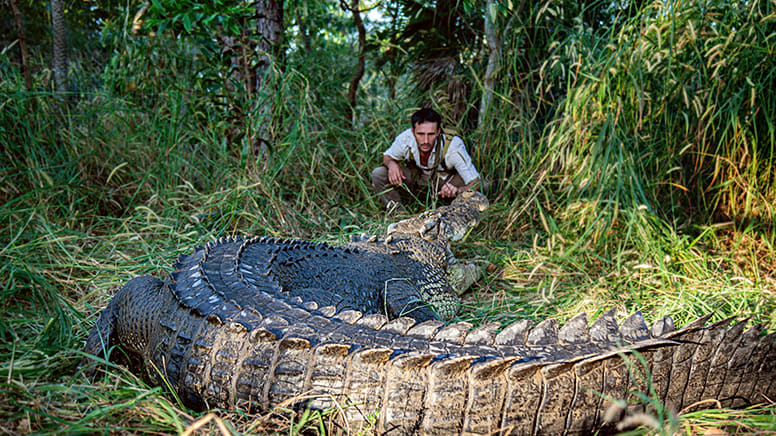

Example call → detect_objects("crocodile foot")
448 260 485 296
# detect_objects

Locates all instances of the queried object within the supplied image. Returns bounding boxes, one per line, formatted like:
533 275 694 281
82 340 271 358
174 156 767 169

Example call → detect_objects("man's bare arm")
439 177 481 198
383 155 405 185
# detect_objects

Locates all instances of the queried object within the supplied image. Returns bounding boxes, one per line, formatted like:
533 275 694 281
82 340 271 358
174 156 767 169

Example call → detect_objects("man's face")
412 121 440 154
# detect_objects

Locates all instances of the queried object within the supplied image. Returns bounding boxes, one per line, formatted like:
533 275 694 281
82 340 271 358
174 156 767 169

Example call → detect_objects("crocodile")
83 191 776 435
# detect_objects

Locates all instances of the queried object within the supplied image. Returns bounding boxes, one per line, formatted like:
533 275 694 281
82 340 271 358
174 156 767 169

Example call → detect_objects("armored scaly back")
83 192 776 435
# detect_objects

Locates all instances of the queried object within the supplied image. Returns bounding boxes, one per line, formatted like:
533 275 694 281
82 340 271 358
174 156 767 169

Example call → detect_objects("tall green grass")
1 0 775 433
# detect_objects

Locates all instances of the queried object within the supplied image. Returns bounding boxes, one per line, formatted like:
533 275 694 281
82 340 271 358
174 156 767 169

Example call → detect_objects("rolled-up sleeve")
383 129 413 162
445 137 480 184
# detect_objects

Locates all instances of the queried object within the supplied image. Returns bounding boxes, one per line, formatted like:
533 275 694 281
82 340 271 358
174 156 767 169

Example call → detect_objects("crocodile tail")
81 276 165 374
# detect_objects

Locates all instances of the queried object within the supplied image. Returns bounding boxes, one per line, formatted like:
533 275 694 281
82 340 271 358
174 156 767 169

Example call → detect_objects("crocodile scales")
83 191 776 435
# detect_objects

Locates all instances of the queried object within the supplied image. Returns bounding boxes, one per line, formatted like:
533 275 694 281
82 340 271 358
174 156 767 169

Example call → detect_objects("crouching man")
372 108 483 213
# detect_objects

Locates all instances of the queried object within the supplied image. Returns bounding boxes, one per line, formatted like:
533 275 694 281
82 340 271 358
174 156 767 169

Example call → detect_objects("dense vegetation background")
1 0 775 433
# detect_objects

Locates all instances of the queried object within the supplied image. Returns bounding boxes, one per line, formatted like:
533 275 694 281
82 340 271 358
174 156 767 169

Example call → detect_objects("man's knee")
372 166 388 188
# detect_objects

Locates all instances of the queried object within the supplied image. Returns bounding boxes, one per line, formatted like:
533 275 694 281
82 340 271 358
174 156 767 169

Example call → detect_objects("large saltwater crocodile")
83 191 776 435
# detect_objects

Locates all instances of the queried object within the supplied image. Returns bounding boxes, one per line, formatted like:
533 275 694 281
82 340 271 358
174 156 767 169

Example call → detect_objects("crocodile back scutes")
140 284 776 435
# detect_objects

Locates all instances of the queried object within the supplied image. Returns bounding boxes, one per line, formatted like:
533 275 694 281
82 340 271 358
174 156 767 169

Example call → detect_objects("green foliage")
0 0 128 52
474 0 776 244
145 0 254 36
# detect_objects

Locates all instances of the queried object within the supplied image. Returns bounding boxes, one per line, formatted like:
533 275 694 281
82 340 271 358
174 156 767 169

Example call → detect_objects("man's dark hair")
410 108 442 129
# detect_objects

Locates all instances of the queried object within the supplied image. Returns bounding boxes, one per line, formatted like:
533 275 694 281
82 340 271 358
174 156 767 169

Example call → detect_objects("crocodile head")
444 190 489 240
387 190 489 244
455 189 490 212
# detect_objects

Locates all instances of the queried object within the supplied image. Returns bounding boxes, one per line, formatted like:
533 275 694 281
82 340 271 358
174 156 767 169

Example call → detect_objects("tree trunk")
342 0 366 126
51 0 67 94
252 0 284 157
9 0 32 91
478 0 499 126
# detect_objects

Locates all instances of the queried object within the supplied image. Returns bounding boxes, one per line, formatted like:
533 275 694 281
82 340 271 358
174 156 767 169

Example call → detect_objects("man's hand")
438 182 459 198
385 159 405 185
